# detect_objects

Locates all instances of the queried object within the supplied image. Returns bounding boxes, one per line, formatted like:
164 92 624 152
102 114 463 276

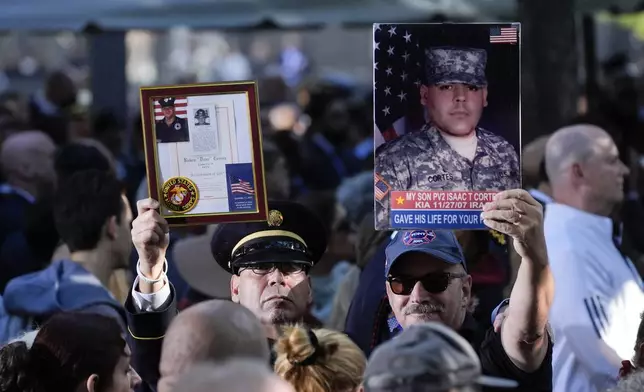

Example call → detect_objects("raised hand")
481 189 546 262
131 198 170 272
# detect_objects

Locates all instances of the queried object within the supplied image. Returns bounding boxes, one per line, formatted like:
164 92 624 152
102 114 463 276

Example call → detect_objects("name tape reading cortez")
162 176 199 213
389 190 498 229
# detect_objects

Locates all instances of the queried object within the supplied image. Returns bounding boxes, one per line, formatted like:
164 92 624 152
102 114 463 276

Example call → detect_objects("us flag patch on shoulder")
374 174 391 201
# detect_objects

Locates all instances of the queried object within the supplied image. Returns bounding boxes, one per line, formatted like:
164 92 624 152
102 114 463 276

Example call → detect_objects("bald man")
0 130 56 202
172 360 295 392
0 131 56 291
544 124 644 392
144 300 270 392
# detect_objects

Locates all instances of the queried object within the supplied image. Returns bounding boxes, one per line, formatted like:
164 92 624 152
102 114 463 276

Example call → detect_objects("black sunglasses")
387 272 466 295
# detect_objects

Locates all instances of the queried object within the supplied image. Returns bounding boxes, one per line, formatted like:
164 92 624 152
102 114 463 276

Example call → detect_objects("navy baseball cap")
385 230 466 277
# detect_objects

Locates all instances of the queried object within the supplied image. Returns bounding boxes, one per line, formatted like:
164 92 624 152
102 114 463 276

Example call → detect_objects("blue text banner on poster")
390 210 485 229
225 163 257 212
389 190 498 230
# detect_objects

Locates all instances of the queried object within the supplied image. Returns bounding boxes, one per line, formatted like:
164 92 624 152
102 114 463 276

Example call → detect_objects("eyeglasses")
237 262 308 276
387 272 466 295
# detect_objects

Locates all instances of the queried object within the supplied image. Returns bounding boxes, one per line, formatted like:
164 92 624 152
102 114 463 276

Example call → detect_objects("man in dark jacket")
385 190 553 391
0 131 57 291
125 199 325 391
348 190 554 391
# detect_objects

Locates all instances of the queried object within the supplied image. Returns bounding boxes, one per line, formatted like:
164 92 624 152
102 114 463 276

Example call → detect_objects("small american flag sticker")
374 174 391 201
490 26 518 44
231 178 255 195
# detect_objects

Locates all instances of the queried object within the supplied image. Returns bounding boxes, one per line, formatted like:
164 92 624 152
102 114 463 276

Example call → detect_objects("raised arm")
125 198 177 391
481 189 554 372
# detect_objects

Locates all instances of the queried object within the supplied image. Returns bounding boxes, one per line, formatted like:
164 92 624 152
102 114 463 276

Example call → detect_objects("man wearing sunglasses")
124 199 326 391
384 189 554 391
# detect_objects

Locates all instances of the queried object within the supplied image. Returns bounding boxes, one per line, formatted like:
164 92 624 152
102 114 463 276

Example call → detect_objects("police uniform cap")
211 200 327 274
425 46 488 87
159 97 176 108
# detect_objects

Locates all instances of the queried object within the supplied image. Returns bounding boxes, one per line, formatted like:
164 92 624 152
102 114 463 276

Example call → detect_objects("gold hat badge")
267 210 284 227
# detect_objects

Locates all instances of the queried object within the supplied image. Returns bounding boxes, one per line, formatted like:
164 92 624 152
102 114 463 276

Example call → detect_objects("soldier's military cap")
211 200 328 274
425 46 488 87
159 97 176 108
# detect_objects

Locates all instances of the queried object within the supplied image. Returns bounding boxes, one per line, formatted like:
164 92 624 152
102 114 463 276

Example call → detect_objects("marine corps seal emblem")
162 176 199 213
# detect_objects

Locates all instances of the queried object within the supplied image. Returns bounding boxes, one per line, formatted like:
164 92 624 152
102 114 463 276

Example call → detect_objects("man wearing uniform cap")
375 46 520 229
155 97 189 143
361 322 518 392
124 198 326 390
380 189 553 390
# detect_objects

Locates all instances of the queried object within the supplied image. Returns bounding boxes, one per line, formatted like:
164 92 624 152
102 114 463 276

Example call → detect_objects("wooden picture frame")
140 81 268 226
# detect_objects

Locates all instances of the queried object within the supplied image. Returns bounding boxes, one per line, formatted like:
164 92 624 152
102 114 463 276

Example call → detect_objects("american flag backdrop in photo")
373 24 426 148
154 97 188 121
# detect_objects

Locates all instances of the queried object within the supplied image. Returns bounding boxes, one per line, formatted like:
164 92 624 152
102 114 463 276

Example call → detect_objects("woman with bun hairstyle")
274 324 366 392
0 312 141 392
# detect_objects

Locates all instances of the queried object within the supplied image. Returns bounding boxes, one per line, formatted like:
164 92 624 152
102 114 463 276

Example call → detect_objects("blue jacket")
0 259 126 344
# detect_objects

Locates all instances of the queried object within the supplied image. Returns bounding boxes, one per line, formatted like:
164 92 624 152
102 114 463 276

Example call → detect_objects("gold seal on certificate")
162 176 199 213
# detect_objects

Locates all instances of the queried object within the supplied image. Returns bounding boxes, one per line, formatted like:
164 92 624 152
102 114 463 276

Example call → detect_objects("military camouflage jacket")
374 124 520 230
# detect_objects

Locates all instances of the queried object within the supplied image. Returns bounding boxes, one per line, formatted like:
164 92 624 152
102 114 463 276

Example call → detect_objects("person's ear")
461 275 473 309
572 162 584 181
419 84 430 107
482 86 489 107
106 216 118 240
231 274 240 303
86 374 99 392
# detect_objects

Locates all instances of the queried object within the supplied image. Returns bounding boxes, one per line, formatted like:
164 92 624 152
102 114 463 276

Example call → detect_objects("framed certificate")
140 81 268 226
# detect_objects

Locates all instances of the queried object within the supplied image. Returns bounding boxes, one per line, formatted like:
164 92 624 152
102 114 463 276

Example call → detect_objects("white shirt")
545 203 644 392
440 131 478 161
131 275 171 312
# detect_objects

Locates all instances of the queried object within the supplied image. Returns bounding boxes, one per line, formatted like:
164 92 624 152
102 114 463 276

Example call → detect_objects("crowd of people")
0 61 640 392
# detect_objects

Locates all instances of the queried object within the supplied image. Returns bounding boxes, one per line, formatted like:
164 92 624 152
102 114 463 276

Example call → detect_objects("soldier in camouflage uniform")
375 46 520 230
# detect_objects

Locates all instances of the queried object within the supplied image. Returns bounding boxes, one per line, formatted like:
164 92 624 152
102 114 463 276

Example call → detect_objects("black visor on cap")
230 237 313 269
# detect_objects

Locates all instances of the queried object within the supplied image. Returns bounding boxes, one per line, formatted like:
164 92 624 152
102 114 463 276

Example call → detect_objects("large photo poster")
141 82 268 226
373 23 521 230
